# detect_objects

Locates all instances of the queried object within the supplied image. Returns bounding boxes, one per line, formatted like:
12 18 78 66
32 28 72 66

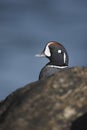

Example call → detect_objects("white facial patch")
58 49 62 53
44 44 51 57
64 52 66 63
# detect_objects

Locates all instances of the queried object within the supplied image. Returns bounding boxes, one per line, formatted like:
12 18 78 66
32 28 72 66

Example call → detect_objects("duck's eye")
58 49 62 53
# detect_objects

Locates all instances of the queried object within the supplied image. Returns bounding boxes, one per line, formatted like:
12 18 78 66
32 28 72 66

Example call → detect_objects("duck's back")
39 65 68 80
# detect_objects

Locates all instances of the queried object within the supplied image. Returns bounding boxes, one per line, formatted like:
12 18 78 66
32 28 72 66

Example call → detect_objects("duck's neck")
47 61 68 67
47 54 68 66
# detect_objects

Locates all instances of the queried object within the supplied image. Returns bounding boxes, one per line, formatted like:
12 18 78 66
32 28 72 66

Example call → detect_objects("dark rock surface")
0 67 87 130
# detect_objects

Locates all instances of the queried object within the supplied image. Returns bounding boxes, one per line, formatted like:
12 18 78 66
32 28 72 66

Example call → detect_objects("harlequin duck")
36 41 69 80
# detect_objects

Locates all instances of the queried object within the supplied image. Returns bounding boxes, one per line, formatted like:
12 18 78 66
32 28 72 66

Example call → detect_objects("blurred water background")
0 0 87 99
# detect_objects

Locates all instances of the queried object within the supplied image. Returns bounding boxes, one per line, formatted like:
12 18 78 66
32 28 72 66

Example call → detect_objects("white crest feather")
44 44 51 57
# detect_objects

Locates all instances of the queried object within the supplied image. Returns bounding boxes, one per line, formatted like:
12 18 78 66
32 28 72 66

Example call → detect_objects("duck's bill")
35 52 45 57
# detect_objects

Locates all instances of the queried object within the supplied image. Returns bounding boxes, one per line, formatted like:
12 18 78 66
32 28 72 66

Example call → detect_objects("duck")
36 41 69 80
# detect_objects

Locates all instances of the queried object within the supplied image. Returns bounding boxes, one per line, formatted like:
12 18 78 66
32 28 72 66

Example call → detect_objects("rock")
0 67 87 130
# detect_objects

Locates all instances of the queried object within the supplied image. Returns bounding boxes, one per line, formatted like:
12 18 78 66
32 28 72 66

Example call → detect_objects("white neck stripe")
47 65 68 69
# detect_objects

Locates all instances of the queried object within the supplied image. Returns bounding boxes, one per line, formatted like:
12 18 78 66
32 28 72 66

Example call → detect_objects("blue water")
0 0 87 99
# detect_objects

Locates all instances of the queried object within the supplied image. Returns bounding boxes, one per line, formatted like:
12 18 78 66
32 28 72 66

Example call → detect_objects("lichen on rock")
0 67 87 130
